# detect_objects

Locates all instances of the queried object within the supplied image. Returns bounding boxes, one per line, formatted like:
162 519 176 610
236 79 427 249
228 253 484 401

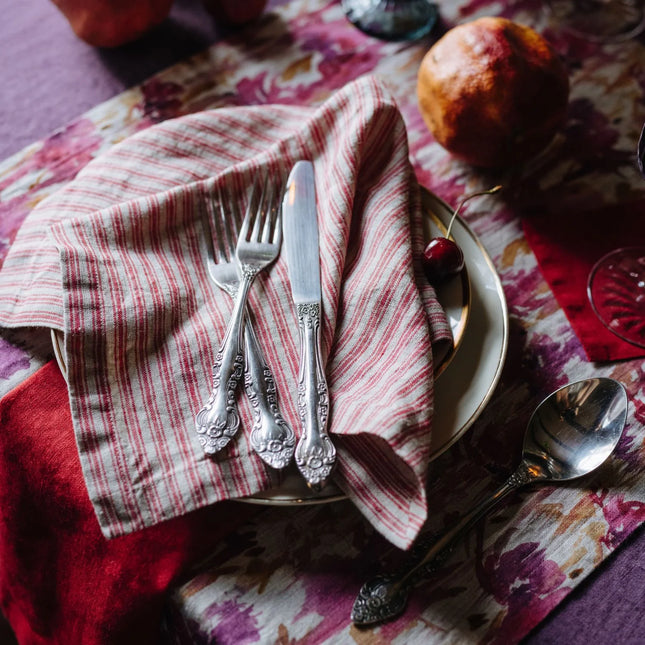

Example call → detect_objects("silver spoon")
351 377 628 626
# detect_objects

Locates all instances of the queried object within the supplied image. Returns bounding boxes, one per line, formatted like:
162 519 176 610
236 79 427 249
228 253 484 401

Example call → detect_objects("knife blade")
282 160 336 490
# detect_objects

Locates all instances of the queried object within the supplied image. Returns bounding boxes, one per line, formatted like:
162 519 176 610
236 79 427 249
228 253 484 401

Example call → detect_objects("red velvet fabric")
522 199 645 362
0 360 257 644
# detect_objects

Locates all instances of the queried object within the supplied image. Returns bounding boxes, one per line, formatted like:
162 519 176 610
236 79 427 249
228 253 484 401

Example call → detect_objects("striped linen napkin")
0 76 452 549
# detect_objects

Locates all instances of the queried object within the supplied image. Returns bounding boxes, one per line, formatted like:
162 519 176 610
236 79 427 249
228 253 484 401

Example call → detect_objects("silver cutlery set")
195 161 337 490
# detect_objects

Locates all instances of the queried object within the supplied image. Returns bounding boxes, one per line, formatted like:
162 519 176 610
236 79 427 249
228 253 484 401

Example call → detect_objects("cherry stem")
445 185 502 238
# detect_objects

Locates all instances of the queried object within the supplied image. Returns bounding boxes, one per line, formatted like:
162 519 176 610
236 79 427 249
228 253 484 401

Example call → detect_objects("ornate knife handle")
195 274 253 455
244 318 296 469
294 302 336 490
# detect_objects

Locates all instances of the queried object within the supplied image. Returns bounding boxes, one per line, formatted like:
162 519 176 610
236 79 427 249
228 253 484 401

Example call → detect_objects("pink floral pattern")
1 0 644 643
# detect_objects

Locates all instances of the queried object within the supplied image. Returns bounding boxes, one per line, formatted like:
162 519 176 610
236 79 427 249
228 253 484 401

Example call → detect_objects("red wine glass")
587 247 645 348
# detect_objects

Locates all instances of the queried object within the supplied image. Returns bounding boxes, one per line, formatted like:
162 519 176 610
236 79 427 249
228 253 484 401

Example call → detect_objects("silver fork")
197 181 295 468
195 175 286 456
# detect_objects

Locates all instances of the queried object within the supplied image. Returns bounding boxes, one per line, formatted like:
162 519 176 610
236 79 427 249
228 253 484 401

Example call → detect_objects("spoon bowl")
351 377 628 626
522 377 627 481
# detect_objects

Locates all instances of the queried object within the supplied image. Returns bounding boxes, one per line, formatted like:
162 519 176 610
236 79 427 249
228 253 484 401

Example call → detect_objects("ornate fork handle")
294 302 336 489
244 318 296 469
195 268 255 454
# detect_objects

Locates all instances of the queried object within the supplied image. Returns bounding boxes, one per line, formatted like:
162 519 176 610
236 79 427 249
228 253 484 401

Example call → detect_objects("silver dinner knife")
282 161 336 490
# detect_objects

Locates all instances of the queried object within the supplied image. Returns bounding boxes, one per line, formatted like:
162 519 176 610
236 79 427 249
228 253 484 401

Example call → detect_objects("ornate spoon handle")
244 317 296 469
294 302 336 490
351 462 534 625
195 273 253 454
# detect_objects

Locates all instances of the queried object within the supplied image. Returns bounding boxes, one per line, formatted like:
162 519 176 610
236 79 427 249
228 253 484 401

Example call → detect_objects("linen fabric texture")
0 76 452 549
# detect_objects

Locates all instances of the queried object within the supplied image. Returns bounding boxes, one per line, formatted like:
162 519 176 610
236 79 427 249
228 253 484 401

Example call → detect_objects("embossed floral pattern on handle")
294 302 336 489
351 461 532 625
195 270 253 454
244 320 296 469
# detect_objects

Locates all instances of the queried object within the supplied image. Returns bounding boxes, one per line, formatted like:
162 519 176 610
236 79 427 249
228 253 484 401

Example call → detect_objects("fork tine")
238 206 250 243
229 175 244 234
272 203 282 245
238 179 255 243
206 185 228 263
261 178 276 243
217 182 238 260
250 174 267 242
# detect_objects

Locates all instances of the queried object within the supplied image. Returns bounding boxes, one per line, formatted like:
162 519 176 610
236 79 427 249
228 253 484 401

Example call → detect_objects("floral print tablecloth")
1 0 644 643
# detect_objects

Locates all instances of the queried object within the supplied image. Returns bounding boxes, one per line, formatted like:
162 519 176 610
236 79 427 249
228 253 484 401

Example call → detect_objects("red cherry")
422 185 502 286
423 237 464 284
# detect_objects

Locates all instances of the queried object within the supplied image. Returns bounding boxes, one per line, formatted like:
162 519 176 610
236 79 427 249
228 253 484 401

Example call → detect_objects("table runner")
0 0 644 643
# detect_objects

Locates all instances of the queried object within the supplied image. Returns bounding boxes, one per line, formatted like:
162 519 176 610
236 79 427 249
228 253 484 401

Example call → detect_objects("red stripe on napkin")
0 361 257 645
523 199 645 362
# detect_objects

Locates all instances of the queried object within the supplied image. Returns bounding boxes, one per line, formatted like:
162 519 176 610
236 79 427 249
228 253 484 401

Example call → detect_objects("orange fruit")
417 17 570 168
